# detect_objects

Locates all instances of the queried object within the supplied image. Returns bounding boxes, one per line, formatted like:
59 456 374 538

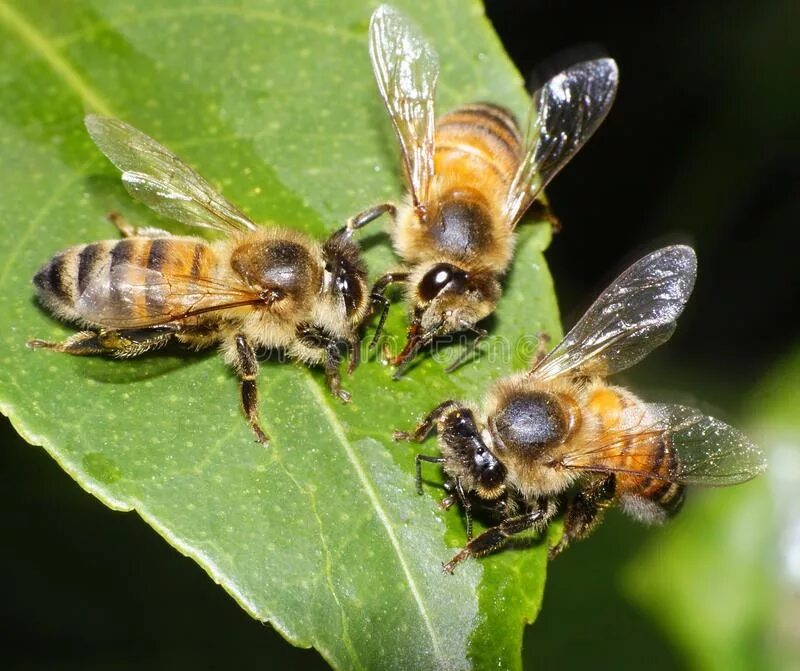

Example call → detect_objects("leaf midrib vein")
302 373 447 665
0 1 114 116
283 459 364 670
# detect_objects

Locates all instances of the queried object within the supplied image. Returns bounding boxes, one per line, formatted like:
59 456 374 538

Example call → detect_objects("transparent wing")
76 262 263 329
532 245 697 380
86 115 257 235
560 404 767 486
503 58 618 228
369 5 438 209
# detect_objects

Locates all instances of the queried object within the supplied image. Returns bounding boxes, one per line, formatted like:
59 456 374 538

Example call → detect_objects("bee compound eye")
418 263 466 302
336 270 362 317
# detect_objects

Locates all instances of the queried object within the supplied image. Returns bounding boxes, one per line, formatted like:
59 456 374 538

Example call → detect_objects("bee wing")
86 115 257 236
76 262 263 329
531 245 697 380
560 404 767 486
369 5 438 209
502 59 618 229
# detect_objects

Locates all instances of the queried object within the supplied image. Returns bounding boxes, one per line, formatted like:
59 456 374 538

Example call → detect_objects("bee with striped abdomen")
395 246 766 571
352 5 619 376
29 115 374 444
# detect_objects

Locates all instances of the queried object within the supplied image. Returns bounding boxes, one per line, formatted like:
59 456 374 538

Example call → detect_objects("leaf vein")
301 373 447 666
0 1 114 115
292 465 364 670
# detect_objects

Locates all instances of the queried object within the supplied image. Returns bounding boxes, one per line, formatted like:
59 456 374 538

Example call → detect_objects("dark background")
488 0 798 384
3 1 797 668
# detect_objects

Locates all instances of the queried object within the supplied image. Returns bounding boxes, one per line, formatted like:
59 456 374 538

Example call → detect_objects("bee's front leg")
346 202 397 231
366 271 410 350
324 352 350 403
296 324 351 403
392 400 461 443
394 400 462 497
229 333 269 445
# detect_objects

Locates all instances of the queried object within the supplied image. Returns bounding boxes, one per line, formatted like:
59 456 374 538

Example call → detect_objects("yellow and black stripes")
434 103 522 187
34 240 113 314
617 430 685 516
76 242 105 295
33 237 215 326
640 440 685 515
35 251 71 303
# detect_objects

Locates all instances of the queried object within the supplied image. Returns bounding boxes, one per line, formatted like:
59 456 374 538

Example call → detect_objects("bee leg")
324 354 350 403
393 400 461 443
28 326 175 357
366 272 410 350
443 499 558 573
107 212 172 239
296 323 351 402
550 475 616 559
346 334 361 375
413 454 447 495
28 331 107 355
454 479 473 540
365 293 390 351
319 338 350 403
346 203 397 231
231 333 268 445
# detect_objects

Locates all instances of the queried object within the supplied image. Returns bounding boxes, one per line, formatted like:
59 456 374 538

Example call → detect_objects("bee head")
321 227 370 327
438 406 507 499
391 261 500 376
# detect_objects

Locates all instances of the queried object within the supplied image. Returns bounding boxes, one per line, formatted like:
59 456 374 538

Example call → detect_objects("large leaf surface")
0 1 561 669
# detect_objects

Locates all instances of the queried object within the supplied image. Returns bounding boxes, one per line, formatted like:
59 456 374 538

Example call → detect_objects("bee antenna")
330 225 353 241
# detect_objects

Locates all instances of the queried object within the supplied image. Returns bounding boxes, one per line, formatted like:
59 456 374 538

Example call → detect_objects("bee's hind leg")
28 326 176 357
28 330 108 355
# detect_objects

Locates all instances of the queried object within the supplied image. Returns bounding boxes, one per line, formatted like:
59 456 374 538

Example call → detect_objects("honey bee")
29 115 374 444
395 245 767 571
351 5 619 376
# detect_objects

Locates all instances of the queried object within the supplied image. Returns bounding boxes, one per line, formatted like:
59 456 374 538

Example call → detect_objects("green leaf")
0 1 560 669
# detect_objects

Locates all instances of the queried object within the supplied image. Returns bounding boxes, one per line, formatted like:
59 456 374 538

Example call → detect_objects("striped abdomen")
613 430 685 514
419 104 521 261
33 237 215 328
587 387 684 516
434 103 522 201
634 438 685 516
